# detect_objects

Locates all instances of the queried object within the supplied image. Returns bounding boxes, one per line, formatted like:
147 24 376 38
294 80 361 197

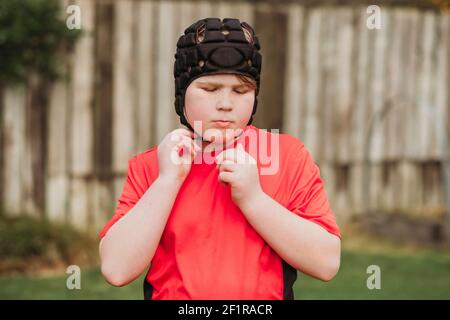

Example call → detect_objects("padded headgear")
174 17 262 131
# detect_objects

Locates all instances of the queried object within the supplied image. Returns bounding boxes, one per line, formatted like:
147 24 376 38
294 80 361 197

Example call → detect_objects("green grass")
295 250 450 299
0 267 145 300
1 249 450 299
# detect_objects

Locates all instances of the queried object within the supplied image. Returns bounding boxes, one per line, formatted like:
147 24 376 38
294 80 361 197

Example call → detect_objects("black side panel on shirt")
282 260 298 300
143 262 297 300
143 279 153 300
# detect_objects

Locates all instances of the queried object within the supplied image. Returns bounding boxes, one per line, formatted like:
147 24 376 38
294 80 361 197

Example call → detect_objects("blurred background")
0 0 449 299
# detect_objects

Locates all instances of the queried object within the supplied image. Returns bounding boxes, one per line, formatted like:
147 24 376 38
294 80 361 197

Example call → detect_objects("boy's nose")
216 92 233 111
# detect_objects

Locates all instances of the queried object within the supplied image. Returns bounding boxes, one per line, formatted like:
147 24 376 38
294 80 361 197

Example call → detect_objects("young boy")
99 18 341 300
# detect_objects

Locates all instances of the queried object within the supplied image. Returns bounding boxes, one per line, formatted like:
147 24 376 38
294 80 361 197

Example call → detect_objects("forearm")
240 192 341 281
99 176 182 286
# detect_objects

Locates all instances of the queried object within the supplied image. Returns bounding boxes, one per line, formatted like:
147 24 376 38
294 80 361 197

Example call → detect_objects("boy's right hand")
157 128 201 184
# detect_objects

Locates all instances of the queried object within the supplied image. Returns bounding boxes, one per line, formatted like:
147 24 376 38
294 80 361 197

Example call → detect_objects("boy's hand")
157 128 201 184
215 143 263 208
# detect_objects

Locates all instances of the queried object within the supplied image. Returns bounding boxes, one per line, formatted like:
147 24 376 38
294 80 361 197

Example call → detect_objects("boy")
99 18 341 300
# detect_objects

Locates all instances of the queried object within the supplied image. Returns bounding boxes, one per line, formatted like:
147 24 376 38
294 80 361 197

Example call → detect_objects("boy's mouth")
212 120 233 128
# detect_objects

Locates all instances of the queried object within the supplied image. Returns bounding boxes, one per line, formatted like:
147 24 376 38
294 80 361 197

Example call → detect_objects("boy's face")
184 74 255 143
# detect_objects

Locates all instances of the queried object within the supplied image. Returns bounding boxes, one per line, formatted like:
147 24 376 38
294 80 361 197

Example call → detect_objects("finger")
217 160 236 172
170 129 194 143
236 142 245 151
179 144 196 165
173 128 195 138
215 148 239 164
218 171 234 184
175 139 195 160
170 140 191 164
217 147 251 164
179 134 202 154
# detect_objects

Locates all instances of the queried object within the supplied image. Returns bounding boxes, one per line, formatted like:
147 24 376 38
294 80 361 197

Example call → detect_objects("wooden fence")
0 0 449 231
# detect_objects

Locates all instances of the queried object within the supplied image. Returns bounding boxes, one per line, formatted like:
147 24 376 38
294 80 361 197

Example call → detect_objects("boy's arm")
99 128 198 287
216 142 340 282
99 176 182 287
239 192 341 282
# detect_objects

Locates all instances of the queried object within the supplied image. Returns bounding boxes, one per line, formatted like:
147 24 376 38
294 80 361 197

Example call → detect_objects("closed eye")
202 87 217 92
201 87 250 94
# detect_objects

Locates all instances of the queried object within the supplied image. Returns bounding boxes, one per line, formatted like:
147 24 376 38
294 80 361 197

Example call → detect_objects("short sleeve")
98 156 152 240
287 143 341 239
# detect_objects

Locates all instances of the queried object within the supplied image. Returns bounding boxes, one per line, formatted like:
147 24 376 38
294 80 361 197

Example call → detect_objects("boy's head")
174 18 262 140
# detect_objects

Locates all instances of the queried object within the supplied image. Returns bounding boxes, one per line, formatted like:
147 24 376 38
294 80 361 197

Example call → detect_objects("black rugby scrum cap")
173 17 262 131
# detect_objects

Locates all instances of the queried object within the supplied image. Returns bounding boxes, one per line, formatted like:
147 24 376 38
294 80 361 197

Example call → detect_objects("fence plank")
417 12 437 160
351 6 370 163
136 0 155 152
404 9 421 159
71 0 94 175
2 87 27 216
335 8 354 163
194 0 214 20
68 0 95 229
46 80 69 223
232 2 254 24
318 7 336 164
303 8 323 160
216 1 234 19
369 8 389 163
433 13 449 159
155 0 179 143
283 4 304 138
112 0 136 173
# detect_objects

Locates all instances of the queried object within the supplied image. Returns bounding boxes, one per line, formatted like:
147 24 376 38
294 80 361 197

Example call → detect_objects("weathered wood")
3 2 450 230
403 9 421 160
194 0 214 21
93 0 114 177
434 13 449 159
283 3 304 139
319 7 337 164
136 0 155 152
417 12 437 160
69 0 95 229
25 72 50 218
46 79 69 223
369 8 389 163
155 0 179 143
68 177 91 230
303 8 323 160
92 178 115 231
71 0 94 176
113 0 136 173
0 84 4 211
2 86 27 216
334 8 354 164
254 7 287 132
349 163 365 215
232 1 254 24
351 6 371 163
216 1 234 19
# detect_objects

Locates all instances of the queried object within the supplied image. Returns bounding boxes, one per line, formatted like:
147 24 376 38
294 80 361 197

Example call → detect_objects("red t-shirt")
99 125 341 300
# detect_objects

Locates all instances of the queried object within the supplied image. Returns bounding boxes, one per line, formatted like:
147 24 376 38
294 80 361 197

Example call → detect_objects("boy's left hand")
215 143 263 209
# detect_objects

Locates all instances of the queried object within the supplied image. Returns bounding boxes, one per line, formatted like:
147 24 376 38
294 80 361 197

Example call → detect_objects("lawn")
1 249 450 299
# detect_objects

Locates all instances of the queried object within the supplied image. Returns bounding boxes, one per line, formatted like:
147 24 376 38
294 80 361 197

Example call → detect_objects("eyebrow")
196 81 249 88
